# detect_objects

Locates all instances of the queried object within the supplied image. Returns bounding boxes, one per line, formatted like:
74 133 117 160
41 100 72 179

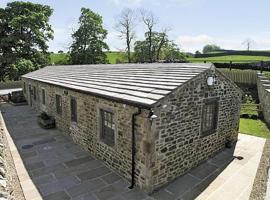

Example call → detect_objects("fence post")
230 61 232 71
260 61 264 74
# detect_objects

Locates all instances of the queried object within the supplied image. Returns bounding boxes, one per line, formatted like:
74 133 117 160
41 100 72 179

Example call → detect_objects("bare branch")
115 8 137 63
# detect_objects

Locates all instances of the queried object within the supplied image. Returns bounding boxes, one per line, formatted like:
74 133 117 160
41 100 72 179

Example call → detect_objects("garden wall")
257 73 270 126
218 69 257 85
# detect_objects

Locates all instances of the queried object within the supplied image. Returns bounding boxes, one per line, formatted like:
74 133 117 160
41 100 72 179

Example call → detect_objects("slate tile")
44 191 71 200
64 156 94 168
21 151 37 159
66 179 106 198
77 166 111 181
26 161 45 171
121 187 148 200
165 174 200 196
101 173 121 184
189 162 218 180
32 174 56 186
95 185 121 200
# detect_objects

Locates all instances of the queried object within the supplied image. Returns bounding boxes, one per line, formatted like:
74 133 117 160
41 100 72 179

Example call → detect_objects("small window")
56 94 62 115
201 99 219 137
41 89 45 105
70 97 77 122
100 109 115 146
33 86 36 100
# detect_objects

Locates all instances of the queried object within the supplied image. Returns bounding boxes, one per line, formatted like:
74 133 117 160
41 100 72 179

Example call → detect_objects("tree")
195 50 201 55
69 8 109 64
202 44 221 54
134 31 185 63
9 59 34 81
242 38 254 51
141 10 157 63
162 42 186 62
115 8 137 63
0 1 53 81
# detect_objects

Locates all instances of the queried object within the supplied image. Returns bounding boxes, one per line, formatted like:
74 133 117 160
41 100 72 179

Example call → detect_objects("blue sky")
1 0 270 53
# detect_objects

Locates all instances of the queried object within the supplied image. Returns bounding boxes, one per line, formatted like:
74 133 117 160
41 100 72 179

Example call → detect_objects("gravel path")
249 139 270 200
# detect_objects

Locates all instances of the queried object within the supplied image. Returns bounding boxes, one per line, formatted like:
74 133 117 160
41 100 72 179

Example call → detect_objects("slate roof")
22 63 212 107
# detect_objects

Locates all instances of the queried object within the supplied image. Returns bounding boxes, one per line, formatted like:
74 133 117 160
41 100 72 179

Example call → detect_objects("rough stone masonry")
22 67 242 193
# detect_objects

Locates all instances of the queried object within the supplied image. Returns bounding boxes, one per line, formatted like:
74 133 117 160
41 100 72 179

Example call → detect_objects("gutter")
129 107 142 189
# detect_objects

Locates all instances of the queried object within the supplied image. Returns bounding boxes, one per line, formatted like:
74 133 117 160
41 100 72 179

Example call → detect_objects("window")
56 94 62 115
33 86 36 100
70 97 77 122
41 89 45 105
201 98 219 137
100 109 115 146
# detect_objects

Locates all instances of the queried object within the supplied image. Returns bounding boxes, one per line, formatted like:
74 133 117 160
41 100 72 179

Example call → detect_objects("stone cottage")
21 63 242 193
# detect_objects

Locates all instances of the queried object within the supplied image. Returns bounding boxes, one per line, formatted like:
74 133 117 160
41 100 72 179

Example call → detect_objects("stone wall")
21 68 242 193
257 73 270 126
149 69 242 191
21 78 153 192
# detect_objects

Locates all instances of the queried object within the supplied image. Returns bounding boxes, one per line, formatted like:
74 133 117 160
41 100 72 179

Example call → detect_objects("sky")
1 0 270 53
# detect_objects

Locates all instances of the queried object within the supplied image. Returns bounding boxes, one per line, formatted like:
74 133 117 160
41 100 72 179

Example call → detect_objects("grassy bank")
187 55 270 63
239 118 270 138
50 52 127 65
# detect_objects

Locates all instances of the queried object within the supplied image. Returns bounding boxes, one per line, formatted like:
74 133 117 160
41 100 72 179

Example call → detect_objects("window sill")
200 129 217 138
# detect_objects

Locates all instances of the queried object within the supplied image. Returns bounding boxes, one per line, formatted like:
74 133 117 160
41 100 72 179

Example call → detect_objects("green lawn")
239 118 270 138
188 55 270 63
50 53 69 65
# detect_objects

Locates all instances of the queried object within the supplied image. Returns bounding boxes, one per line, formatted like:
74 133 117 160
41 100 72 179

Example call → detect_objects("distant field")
50 53 69 65
106 52 127 64
187 55 270 63
50 52 127 65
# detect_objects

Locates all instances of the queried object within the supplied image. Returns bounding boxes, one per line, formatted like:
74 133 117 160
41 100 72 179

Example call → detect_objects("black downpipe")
129 108 142 189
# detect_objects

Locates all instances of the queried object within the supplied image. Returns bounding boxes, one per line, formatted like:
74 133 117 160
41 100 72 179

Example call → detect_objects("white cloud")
48 26 74 53
176 33 270 53
177 34 214 52
109 0 143 7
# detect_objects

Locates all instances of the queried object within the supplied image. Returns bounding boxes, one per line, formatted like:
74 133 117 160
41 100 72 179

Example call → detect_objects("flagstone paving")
0 104 265 200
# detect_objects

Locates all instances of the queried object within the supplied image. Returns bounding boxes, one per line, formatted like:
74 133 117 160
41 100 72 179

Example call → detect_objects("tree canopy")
202 44 221 54
0 1 53 81
134 31 185 63
69 8 109 64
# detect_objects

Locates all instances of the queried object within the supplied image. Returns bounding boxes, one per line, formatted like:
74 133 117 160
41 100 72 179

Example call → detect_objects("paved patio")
0 104 265 200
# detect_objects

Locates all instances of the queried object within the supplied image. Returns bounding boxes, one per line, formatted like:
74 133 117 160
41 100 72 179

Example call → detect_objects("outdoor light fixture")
148 110 157 121
207 76 215 86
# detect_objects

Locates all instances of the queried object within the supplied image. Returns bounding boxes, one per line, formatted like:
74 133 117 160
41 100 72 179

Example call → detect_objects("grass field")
50 52 127 65
106 52 127 64
187 55 270 63
239 118 270 138
50 53 69 65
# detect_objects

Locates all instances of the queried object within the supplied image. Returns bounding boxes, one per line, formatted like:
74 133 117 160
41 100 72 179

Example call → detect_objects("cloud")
177 34 214 52
109 0 143 7
48 26 74 52
176 33 270 53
